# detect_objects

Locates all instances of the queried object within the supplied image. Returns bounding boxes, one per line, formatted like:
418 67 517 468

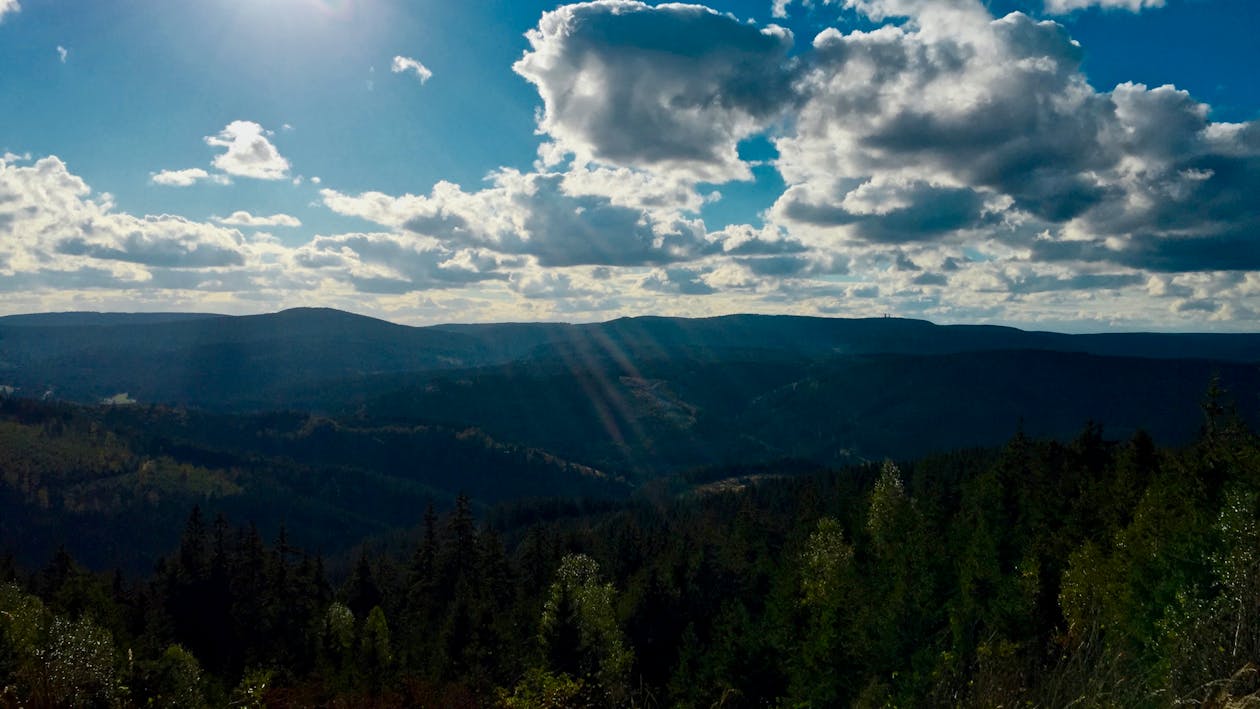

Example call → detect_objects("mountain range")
2 306 1258 569
2 307 1257 471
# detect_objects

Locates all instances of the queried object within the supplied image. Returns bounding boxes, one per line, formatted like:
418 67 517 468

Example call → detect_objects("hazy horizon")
5 304 1260 336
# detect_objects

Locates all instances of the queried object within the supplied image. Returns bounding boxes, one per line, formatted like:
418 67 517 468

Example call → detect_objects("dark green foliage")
0 397 629 573
8 310 1260 482
3 384 1260 706
7 309 1260 411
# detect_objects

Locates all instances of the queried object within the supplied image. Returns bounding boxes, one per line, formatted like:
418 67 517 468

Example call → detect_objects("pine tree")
359 605 393 694
343 549 382 621
537 554 632 703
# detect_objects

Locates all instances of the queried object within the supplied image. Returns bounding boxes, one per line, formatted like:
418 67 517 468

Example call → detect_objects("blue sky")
0 0 1257 329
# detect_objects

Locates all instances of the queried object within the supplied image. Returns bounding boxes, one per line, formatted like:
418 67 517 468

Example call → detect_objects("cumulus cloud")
0 153 518 307
492 0 1257 323
0 155 546 321
56 45 67 63
0 155 249 276
1043 0 1164 13
150 168 229 187
1003 271 1145 294
293 232 505 294
1031 228 1260 273
778 180 999 243
317 161 856 304
774 0 989 22
778 10 1110 222
6 0 1257 329
391 55 433 83
214 211 302 228
642 267 718 295
710 223 808 256
764 1 1260 275
514 0 795 182
509 269 602 300
54 218 246 269
0 0 17 22
205 121 290 180
558 164 714 214
322 168 711 267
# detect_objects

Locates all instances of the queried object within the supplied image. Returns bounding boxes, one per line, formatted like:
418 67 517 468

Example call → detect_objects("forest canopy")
3 387 1260 706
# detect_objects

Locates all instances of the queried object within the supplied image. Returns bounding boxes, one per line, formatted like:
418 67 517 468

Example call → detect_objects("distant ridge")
0 311 225 327
1 306 1258 411
438 312 1260 364
4 307 1260 361
1 307 1258 476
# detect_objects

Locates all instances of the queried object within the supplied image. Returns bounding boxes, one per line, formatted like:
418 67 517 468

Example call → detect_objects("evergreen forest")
4 385 1260 707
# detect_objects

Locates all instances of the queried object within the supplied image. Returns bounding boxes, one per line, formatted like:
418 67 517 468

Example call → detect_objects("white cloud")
204 120 291 180
765 2 1260 275
55 215 249 269
514 1 795 183
642 266 718 295
0 155 251 277
3 144 1254 327
56 45 68 63
1043 0 1164 13
509 269 604 300
0 154 422 311
558 163 714 214
213 211 302 228
0 154 534 316
150 168 229 187
391 55 433 83
0 0 18 22
321 167 711 267
293 232 506 294
4 1 1259 329
773 0 992 26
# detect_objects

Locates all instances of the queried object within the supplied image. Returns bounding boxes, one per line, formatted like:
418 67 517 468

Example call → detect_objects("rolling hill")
1 307 1257 476
3 308 1260 408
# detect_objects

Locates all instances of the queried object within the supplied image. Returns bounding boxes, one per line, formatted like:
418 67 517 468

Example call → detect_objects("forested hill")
3 393 1260 706
1 309 1258 475
351 349 1260 475
0 397 627 573
2 309 1260 705
3 308 1260 410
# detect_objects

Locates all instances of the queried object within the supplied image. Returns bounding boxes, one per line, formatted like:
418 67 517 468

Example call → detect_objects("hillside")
2 309 1260 706
0 397 627 572
351 348 1260 474
2 308 1257 478
3 309 1260 411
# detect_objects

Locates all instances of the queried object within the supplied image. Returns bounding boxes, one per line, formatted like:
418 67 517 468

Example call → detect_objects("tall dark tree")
343 549 382 621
